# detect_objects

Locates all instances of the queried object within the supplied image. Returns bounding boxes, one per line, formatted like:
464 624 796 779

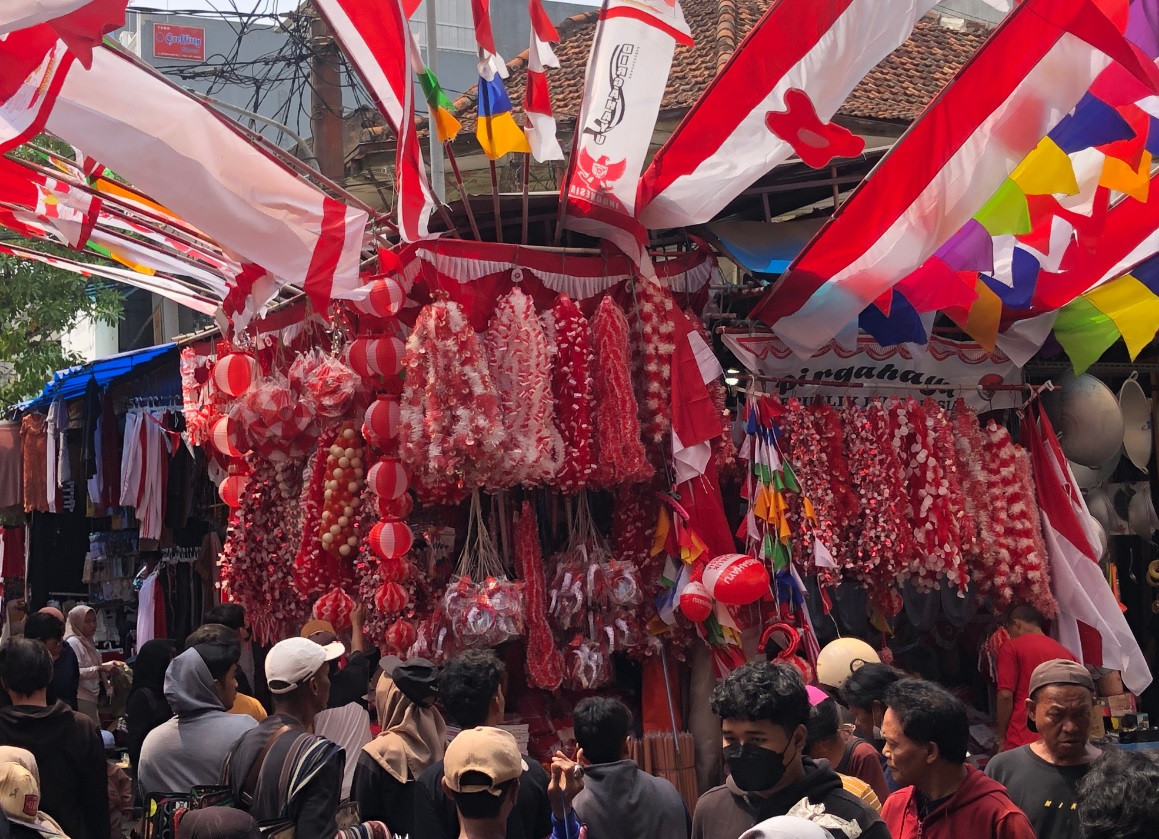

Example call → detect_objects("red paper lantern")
212 353 258 397
378 557 412 583
702 553 771 606
352 278 405 318
346 337 404 379
209 415 246 458
370 519 413 560
368 458 408 500
218 474 249 508
363 395 401 448
679 581 714 623
384 619 416 653
374 581 409 615
312 587 355 632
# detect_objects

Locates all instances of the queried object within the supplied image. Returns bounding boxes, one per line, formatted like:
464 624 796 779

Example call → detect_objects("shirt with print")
985 745 1089 839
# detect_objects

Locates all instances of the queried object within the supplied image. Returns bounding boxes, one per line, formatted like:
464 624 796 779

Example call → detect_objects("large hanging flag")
562 0 692 278
750 0 1159 356
524 0 563 162
314 0 435 242
0 0 127 67
471 0 508 78
0 32 368 317
637 0 940 230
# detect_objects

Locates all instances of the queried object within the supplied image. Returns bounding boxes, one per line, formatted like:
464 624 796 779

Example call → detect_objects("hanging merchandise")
363 395 401 449
218 470 249 508
350 277 406 318
212 352 259 399
514 500 565 690
239 374 315 459
590 297 652 487
485 287 562 488
400 298 506 503
346 336 405 381
313 586 356 632
633 280 679 466
208 414 246 459
298 352 363 423
547 295 596 494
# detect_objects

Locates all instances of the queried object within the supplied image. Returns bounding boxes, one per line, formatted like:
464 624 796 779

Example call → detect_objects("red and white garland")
547 295 596 494
590 297 653 487
515 501 565 690
631 281 678 465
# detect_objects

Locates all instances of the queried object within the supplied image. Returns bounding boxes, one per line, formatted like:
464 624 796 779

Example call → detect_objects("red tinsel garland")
590 298 653 487
548 295 596 494
515 501 565 690
926 400 980 572
952 401 999 595
631 281 678 466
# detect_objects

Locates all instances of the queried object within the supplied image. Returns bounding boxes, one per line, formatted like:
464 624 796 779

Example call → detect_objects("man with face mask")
985 660 1099 839
691 660 887 839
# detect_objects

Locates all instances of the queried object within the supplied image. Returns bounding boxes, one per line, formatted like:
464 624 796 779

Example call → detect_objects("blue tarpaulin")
21 343 177 409
707 218 827 275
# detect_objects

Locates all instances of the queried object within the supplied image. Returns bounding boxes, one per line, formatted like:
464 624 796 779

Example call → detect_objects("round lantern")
346 337 404 379
352 278 405 318
368 458 409 500
363 395 401 448
678 581 713 623
378 557 412 583
218 473 249 508
312 587 355 632
384 619 417 653
370 519 413 560
209 415 246 458
701 553 771 606
212 353 258 397
374 581 409 615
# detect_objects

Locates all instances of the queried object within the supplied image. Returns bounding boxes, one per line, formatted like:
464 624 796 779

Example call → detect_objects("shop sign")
722 332 1022 411
153 23 206 61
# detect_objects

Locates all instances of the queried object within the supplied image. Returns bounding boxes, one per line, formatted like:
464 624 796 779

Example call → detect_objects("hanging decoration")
212 351 259 398
590 297 652 487
547 295 596 494
515 500 566 690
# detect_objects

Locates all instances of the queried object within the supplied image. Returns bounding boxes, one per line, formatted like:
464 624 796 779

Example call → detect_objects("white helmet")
816 637 880 690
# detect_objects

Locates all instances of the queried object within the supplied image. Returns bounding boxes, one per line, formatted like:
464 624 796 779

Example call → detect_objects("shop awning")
21 343 177 409
706 218 827 275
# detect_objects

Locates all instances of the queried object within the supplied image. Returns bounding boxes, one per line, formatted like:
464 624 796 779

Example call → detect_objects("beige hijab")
363 675 446 783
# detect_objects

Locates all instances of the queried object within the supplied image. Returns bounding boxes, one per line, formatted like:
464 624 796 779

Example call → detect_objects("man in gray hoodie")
136 624 257 797
570 697 691 839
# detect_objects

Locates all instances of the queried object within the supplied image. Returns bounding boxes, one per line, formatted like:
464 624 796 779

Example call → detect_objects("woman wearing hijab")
63 606 112 723
352 657 444 839
124 639 176 772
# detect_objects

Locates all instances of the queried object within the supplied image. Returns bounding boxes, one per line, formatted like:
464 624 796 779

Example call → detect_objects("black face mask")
723 742 790 792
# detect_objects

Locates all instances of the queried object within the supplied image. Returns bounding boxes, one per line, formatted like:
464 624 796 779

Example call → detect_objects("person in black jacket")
0 638 109 839
124 638 176 771
351 656 444 837
22 611 79 712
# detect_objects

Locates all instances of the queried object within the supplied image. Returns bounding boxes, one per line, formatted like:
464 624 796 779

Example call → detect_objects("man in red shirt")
996 605 1077 751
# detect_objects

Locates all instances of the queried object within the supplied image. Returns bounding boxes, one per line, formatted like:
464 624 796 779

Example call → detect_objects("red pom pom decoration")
212 353 258 397
218 474 249 508
378 557 411 583
678 581 714 623
209 415 246 458
312 587 355 633
368 458 409 500
384 619 417 653
374 581 409 615
363 395 401 448
347 337 404 380
370 519 413 560
352 278 405 318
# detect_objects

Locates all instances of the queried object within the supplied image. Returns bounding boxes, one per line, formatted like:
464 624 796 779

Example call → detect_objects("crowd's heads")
265 636 341 716
881 678 968 788
442 727 522 823
574 697 632 765
1027 660 1094 762
1078 748 1159 839
841 662 903 738
382 656 440 708
67 605 97 639
1004 604 1045 637
0 639 53 700
892 644 940 682
804 696 844 754
184 624 243 710
440 650 507 729
22 613 65 661
203 604 248 642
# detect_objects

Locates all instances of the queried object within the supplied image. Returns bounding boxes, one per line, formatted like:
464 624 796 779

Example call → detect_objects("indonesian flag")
472 0 508 79
0 32 368 318
562 0 692 278
1023 405 1152 694
0 156 99 248
524 0 564 162
750 0 1159 356
313 0 435 243
0 0 128 67
637 0 940 230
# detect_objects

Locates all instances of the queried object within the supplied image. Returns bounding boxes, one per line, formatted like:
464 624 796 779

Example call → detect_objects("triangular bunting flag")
975 179 1031 236
1011 137 1080 196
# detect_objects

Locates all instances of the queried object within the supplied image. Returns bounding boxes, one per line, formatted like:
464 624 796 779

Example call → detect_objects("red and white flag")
524 0 563 162
562 0 692 278
0 156 100 248
313 0 435 242
0 0 129 67
750 0 1157 356
637 0 940 230
472 0 508 79
0 32 368 318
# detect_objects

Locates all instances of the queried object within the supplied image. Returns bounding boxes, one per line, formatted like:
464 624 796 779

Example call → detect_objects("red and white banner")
637 0 939 230
751 0 1152 356
313 0 435 242
0 34 368 317
524 0 563 162
0 0 127 65
0 156 99 248
561 0 691 278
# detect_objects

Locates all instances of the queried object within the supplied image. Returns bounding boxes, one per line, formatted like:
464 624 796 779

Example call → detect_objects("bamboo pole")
444 142 482 240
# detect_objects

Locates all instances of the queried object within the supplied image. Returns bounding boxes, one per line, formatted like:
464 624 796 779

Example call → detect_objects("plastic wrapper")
444 576 525 649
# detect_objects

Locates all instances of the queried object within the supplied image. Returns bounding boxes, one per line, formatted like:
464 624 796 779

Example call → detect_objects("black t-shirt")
414 754 553 839
986 745 1090 839
329 651 371 709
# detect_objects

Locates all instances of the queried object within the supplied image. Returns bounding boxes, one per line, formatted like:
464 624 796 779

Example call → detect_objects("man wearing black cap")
986 659 1100 839
351 656 443 838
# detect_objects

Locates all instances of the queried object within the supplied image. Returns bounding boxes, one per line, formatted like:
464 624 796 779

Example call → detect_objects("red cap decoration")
702 553 771 606
374 581 409 616
678 581 714 623
363 395 401 448
370 519 413 561
346 337 404 380
312 587 355 633
212 352 259 398
351 278 405 319
368 458 409 500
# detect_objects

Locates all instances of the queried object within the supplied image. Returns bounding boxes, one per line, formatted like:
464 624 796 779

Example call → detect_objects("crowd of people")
0 600 1154 839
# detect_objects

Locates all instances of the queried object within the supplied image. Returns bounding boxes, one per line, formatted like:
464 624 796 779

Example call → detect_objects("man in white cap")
221 636 347 836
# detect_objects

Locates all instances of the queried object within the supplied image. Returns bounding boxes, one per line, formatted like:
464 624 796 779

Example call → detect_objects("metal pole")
425 0 447 202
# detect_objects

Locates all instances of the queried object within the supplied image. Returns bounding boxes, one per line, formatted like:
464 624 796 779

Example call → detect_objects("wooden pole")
521 153 531 245
309 13 345 183
445 142 482 240
479 49 503 243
